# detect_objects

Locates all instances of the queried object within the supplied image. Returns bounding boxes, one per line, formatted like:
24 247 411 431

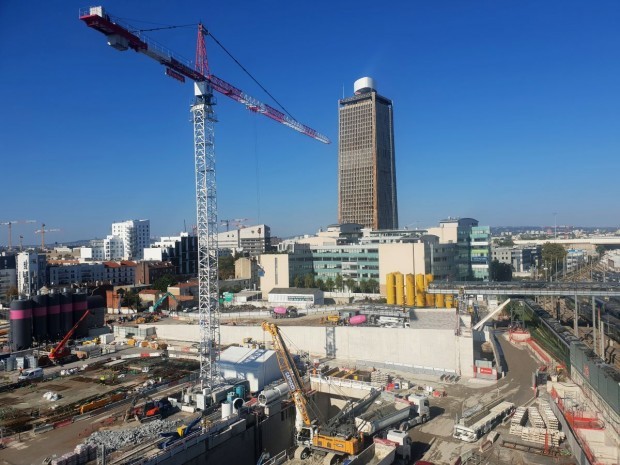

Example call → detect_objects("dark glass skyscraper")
338 77 398 230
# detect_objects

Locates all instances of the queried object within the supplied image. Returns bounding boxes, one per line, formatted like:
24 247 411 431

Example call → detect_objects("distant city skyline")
1 1 618 244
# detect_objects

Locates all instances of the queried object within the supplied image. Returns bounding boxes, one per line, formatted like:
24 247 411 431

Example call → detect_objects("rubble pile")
84 419 184 451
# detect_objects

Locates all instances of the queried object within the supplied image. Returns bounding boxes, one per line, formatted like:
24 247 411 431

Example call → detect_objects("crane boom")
261 321 312 427
79 8 330 144
49 309 91 362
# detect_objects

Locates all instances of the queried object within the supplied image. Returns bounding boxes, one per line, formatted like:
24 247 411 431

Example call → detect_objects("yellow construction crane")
261 321 368 462
34 223 60 250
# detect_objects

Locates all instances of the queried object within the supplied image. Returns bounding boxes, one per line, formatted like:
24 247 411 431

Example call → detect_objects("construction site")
1 5 619 465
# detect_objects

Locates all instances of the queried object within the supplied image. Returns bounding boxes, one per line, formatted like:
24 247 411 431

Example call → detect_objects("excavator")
262 321 378 463
150 292 180 313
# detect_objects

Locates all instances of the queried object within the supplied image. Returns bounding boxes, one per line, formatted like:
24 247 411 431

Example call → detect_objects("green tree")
325 278 335 292
315 278 325 291
497 237 515 247
595 245 606 257
367 278 379 293
218 255 235 280
359 279 370 293
152 274 178 293
303 273 315 289
542 242 567 275
122 289 141 310
334 274 343 292
345 278 356 292
293 275 303 288
489 259 512 281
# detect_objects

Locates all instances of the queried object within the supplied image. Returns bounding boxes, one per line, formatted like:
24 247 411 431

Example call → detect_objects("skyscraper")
338 77 398 230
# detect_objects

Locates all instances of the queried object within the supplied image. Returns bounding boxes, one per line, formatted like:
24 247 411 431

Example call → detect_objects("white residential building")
17 251 46 296
217 224 271 256
111 219 150 260
90 235 125 261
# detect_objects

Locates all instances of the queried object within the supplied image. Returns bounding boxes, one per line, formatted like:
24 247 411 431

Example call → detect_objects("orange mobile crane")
48 310 91 364
262 322 376 463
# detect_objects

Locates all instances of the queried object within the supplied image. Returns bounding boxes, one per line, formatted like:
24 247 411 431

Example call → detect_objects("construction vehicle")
158 414 203 449
125 393 173 423
47 310 92 364
262 321 374 463
149 292 180 313
320 314 342 325
271 306 298 319
355 392 430 434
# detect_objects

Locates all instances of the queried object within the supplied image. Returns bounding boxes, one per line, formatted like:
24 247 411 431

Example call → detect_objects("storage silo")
425 293 435 307
32 294 48 342
415 291 425 307
47 292 61 340
435 294 445 308
86 295 106 330
445 294 454 308
73 292 88 338
60 290 74 333
415 274 425 293
424 274 434 290
395 272 405 306
386 273 396 305
405 274 415 306
10 298 33 351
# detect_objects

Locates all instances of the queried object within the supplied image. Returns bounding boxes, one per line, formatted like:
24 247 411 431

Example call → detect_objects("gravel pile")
84 419 184 451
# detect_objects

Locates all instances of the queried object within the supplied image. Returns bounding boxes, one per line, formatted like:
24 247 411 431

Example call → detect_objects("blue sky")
1 1 618 245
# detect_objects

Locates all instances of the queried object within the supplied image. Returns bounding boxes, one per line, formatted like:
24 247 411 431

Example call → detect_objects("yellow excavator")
262 321 378 463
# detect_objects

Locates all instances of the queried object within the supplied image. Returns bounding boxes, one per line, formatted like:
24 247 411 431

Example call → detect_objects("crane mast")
80 6 329 392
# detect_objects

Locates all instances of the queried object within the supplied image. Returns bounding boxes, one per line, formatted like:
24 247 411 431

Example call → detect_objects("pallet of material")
527 407 545 428
537 401 559 431
520 427 564 447
509 407 528 436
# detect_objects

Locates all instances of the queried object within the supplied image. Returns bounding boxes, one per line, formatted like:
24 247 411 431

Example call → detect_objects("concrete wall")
150 324 474 377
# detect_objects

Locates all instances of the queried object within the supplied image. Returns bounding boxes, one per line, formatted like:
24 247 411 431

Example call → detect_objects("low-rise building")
135 261 175 285
267 287 324 308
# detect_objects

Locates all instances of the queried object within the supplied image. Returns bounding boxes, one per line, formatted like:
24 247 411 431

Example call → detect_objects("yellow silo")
386 273 396 305
445 294 454 308
425 293 435 307
424 274 434 290
405 274 415 306
415 274 425 293
395 272 405 306
416 291 425 307
435 294 445 308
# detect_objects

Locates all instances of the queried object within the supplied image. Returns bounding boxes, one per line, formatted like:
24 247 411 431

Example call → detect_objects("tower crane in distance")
220 218 250 232
34 223 61 250
1 220 36 250
79 6 329 393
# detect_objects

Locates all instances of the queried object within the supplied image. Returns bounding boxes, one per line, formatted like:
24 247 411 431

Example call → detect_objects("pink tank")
349 314 367 325
273 307 287 315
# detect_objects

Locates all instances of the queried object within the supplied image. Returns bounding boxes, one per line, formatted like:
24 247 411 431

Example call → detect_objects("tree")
303 273 315 289
595 245 606 257
315 278 325 291
489 259 512 281
496 237 515 247
6 286 18 301
367 278 379 293
325 278 335 292
152 274 178 293
345 278 356 293
542 242 567 275
293 275 303 288
359 279 370 293
218 255 235 280
334 274 343 292
122 289 141 310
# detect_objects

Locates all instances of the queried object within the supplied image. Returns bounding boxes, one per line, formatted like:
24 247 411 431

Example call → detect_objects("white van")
18 367 44 381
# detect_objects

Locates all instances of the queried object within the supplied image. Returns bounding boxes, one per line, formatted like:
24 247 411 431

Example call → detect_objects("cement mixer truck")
271 306 298 319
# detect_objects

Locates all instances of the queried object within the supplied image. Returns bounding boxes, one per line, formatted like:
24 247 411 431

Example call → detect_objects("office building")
144 232 198 276
0 254 17 304
17 251 46 296
338 77 398 230
217 224 271 256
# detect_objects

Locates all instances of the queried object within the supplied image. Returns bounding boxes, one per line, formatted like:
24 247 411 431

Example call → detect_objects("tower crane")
80 6 329 392
1 220 36 250
34 223 60 250
220 218 250 232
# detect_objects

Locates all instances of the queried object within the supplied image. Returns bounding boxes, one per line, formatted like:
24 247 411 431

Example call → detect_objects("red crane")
79 8 330 144
48 310 91 364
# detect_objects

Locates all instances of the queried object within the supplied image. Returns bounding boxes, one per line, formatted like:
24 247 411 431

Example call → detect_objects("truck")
377 315 410 328
355 392 430 435
271 306 298 319
452 401 514 442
